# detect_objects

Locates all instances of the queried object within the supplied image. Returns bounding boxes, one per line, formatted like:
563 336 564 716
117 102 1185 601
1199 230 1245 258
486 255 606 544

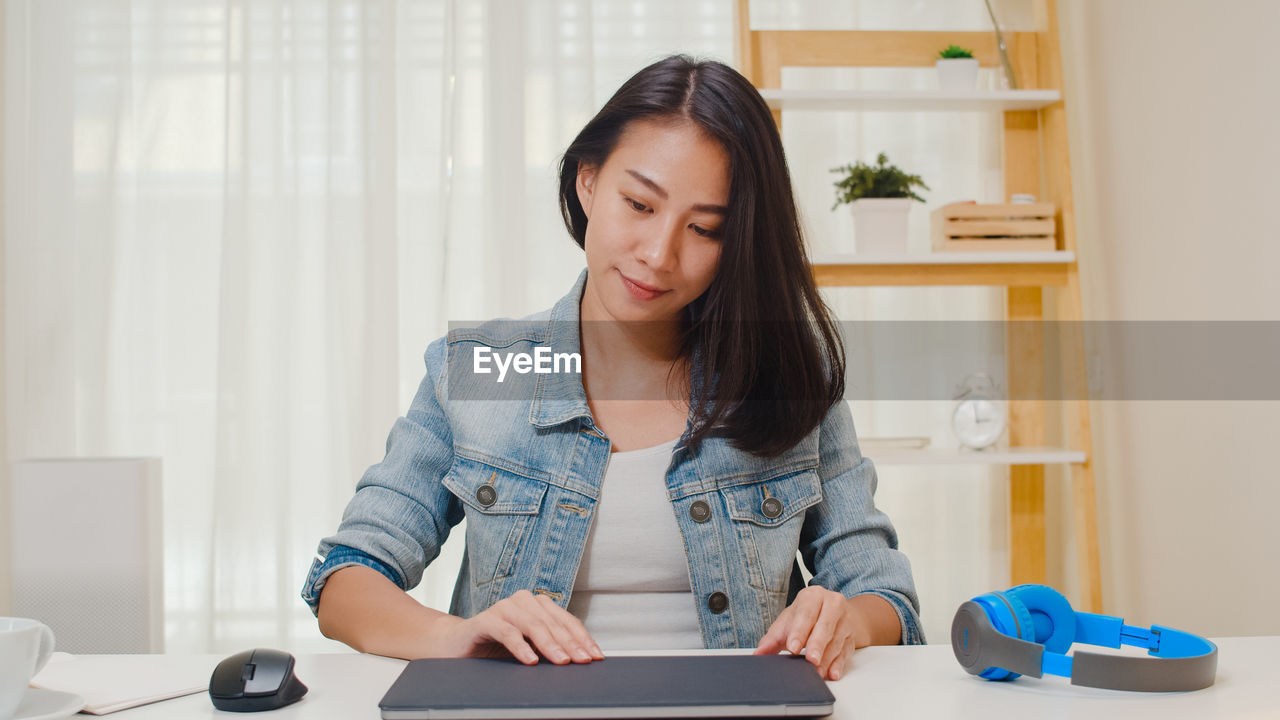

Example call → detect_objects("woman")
302 54 923 681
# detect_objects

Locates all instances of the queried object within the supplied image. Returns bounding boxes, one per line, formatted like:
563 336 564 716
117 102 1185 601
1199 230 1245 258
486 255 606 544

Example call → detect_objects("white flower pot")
850 198 912 254
936 58 979 91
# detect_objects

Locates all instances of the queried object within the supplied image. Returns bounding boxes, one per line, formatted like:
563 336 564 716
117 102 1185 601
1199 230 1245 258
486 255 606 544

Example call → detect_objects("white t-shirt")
567 436 703 650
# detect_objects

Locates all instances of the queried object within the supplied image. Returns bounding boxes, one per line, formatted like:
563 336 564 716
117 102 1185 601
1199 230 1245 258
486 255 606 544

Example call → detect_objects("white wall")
1058 0 1280 635
0 1 10 617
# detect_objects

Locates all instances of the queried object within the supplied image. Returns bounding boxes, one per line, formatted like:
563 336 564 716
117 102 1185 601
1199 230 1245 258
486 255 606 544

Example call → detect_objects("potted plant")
830 153 929 254
936 44 979 91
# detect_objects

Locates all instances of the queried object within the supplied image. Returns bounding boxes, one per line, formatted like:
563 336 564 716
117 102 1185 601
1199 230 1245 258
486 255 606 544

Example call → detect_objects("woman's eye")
691 225 722 238
626 198 649 213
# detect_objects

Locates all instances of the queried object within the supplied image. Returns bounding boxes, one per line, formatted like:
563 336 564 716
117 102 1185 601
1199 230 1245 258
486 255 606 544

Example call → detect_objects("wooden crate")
930 202 1057 252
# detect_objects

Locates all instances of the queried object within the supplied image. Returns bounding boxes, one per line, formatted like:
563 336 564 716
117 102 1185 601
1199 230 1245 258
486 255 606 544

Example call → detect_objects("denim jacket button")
707 591 729 614
761 497 783 519
689 500 712 523
475 485 498 508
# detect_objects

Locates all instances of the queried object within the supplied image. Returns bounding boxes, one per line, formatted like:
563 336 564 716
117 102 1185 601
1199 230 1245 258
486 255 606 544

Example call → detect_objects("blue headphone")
951 584 1218 692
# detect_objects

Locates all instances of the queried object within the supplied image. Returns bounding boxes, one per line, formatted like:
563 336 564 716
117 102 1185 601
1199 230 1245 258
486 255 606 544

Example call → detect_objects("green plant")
829 153 929 209
937 44 975 60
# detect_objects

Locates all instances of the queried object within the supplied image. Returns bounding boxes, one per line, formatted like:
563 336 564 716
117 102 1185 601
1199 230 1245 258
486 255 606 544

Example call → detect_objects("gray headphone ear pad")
951 601 1045 680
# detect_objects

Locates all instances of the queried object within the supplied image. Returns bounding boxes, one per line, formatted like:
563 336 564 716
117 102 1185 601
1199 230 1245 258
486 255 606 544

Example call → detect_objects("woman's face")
576 118 730 324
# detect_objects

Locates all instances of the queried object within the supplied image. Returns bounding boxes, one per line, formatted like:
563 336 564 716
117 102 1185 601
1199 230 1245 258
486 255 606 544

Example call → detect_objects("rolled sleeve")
856 589 927 646
801 400 926 645
299 336 464 617
300 545 404 617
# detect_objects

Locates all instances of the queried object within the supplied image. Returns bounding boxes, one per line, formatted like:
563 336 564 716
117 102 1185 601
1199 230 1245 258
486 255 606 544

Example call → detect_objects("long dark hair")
557 54 846 458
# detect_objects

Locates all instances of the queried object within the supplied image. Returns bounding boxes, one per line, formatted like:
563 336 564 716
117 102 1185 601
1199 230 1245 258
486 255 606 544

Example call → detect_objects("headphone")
951 584 1217 692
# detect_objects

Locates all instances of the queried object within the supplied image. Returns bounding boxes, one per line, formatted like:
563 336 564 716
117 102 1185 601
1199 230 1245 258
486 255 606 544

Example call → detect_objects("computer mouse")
209 648 308 712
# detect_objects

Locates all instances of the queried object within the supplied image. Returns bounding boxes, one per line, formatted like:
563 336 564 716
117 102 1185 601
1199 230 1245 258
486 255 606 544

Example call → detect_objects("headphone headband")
951 586 1218 692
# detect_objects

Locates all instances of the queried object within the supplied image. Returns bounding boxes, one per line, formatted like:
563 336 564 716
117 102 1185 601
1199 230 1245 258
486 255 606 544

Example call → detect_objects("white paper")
31 652 222 715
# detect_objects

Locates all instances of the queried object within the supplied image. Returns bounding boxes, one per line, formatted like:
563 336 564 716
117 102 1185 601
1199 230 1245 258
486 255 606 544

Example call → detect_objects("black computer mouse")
209 648 308 712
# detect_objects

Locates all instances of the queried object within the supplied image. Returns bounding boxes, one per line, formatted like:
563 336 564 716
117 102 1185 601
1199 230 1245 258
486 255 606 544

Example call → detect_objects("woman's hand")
753 586 869 680
430 590 605 665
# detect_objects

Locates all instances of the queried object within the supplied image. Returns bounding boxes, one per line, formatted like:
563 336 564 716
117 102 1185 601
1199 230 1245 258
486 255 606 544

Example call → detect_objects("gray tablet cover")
379 655 836 719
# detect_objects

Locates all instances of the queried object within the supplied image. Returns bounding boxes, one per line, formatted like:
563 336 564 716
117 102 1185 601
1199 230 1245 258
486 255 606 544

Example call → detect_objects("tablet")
378 654 836 719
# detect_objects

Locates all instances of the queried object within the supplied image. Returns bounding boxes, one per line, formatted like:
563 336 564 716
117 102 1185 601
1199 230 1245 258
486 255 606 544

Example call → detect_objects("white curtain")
4 0 1031 653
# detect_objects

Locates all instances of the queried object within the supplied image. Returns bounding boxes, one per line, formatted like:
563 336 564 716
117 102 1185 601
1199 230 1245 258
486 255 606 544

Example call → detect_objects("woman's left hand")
753 586 864 680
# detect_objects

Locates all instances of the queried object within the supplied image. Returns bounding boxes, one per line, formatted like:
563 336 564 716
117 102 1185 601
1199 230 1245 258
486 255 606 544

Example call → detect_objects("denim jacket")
301 268 925 647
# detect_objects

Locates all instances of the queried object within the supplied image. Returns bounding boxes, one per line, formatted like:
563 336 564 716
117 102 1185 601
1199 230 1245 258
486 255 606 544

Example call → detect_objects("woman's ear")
576 162 598 219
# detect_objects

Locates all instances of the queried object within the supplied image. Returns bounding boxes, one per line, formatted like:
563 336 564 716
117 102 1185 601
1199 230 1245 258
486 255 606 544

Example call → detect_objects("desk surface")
64 637 1280 719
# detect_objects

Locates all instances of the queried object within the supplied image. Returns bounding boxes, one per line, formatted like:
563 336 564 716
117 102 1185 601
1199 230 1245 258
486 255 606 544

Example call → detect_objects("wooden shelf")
866 446 1086 467
760 89 1062 113
809 251 1076 287
811 251 1075 265
738 0 1103 611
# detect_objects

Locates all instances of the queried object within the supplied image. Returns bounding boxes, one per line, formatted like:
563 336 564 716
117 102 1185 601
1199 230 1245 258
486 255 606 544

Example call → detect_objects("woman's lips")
619 271 669 301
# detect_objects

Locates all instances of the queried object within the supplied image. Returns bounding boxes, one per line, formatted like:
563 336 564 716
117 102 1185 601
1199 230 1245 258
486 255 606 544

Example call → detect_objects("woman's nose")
637 217 680 271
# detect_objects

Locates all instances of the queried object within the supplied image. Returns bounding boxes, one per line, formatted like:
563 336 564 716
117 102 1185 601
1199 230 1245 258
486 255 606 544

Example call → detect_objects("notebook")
378 654 836 719
31 652 217 715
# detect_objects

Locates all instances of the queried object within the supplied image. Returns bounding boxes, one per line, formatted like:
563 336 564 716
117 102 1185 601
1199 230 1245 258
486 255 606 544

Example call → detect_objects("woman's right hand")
431 590 605 665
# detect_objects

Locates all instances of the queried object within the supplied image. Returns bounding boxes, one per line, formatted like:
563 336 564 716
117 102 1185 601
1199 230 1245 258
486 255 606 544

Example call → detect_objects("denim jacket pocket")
720 470 823 594
443 455 548 587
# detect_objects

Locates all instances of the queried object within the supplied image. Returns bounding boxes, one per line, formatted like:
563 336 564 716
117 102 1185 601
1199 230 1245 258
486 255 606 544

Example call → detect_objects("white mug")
0 618 55 720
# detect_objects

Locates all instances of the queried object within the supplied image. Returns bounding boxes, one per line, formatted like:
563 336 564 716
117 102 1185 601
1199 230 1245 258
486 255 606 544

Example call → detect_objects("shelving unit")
810 252 1076 265
865 447 1086 467
810 252 1075 287
735 0 1103 612
758 88 1061 113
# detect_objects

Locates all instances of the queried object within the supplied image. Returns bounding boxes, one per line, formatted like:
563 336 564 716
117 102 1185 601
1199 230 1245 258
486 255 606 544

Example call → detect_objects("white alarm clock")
951 373 1006 450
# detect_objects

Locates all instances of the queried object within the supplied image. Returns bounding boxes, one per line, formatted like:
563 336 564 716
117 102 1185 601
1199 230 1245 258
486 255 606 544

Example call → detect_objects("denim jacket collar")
528 268 593 429
527 268 708 453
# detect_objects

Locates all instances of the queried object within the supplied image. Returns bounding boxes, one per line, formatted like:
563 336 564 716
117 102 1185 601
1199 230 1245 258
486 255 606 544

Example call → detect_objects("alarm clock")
952 373 1006 450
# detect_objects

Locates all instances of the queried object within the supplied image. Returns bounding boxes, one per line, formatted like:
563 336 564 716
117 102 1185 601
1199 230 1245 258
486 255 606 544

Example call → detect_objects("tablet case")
379 654 835 719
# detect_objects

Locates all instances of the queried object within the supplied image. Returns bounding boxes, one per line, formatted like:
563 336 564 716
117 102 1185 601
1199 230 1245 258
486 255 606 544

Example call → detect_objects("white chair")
9 458 164 653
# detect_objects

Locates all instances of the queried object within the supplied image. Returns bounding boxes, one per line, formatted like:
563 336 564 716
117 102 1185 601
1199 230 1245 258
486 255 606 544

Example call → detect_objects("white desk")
57 637 1280 719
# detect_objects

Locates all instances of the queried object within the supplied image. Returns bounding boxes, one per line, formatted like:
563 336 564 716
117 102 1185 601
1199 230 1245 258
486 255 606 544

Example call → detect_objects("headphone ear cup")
1004 584 1076 654
968 592 1030 681
993 590 1036 642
